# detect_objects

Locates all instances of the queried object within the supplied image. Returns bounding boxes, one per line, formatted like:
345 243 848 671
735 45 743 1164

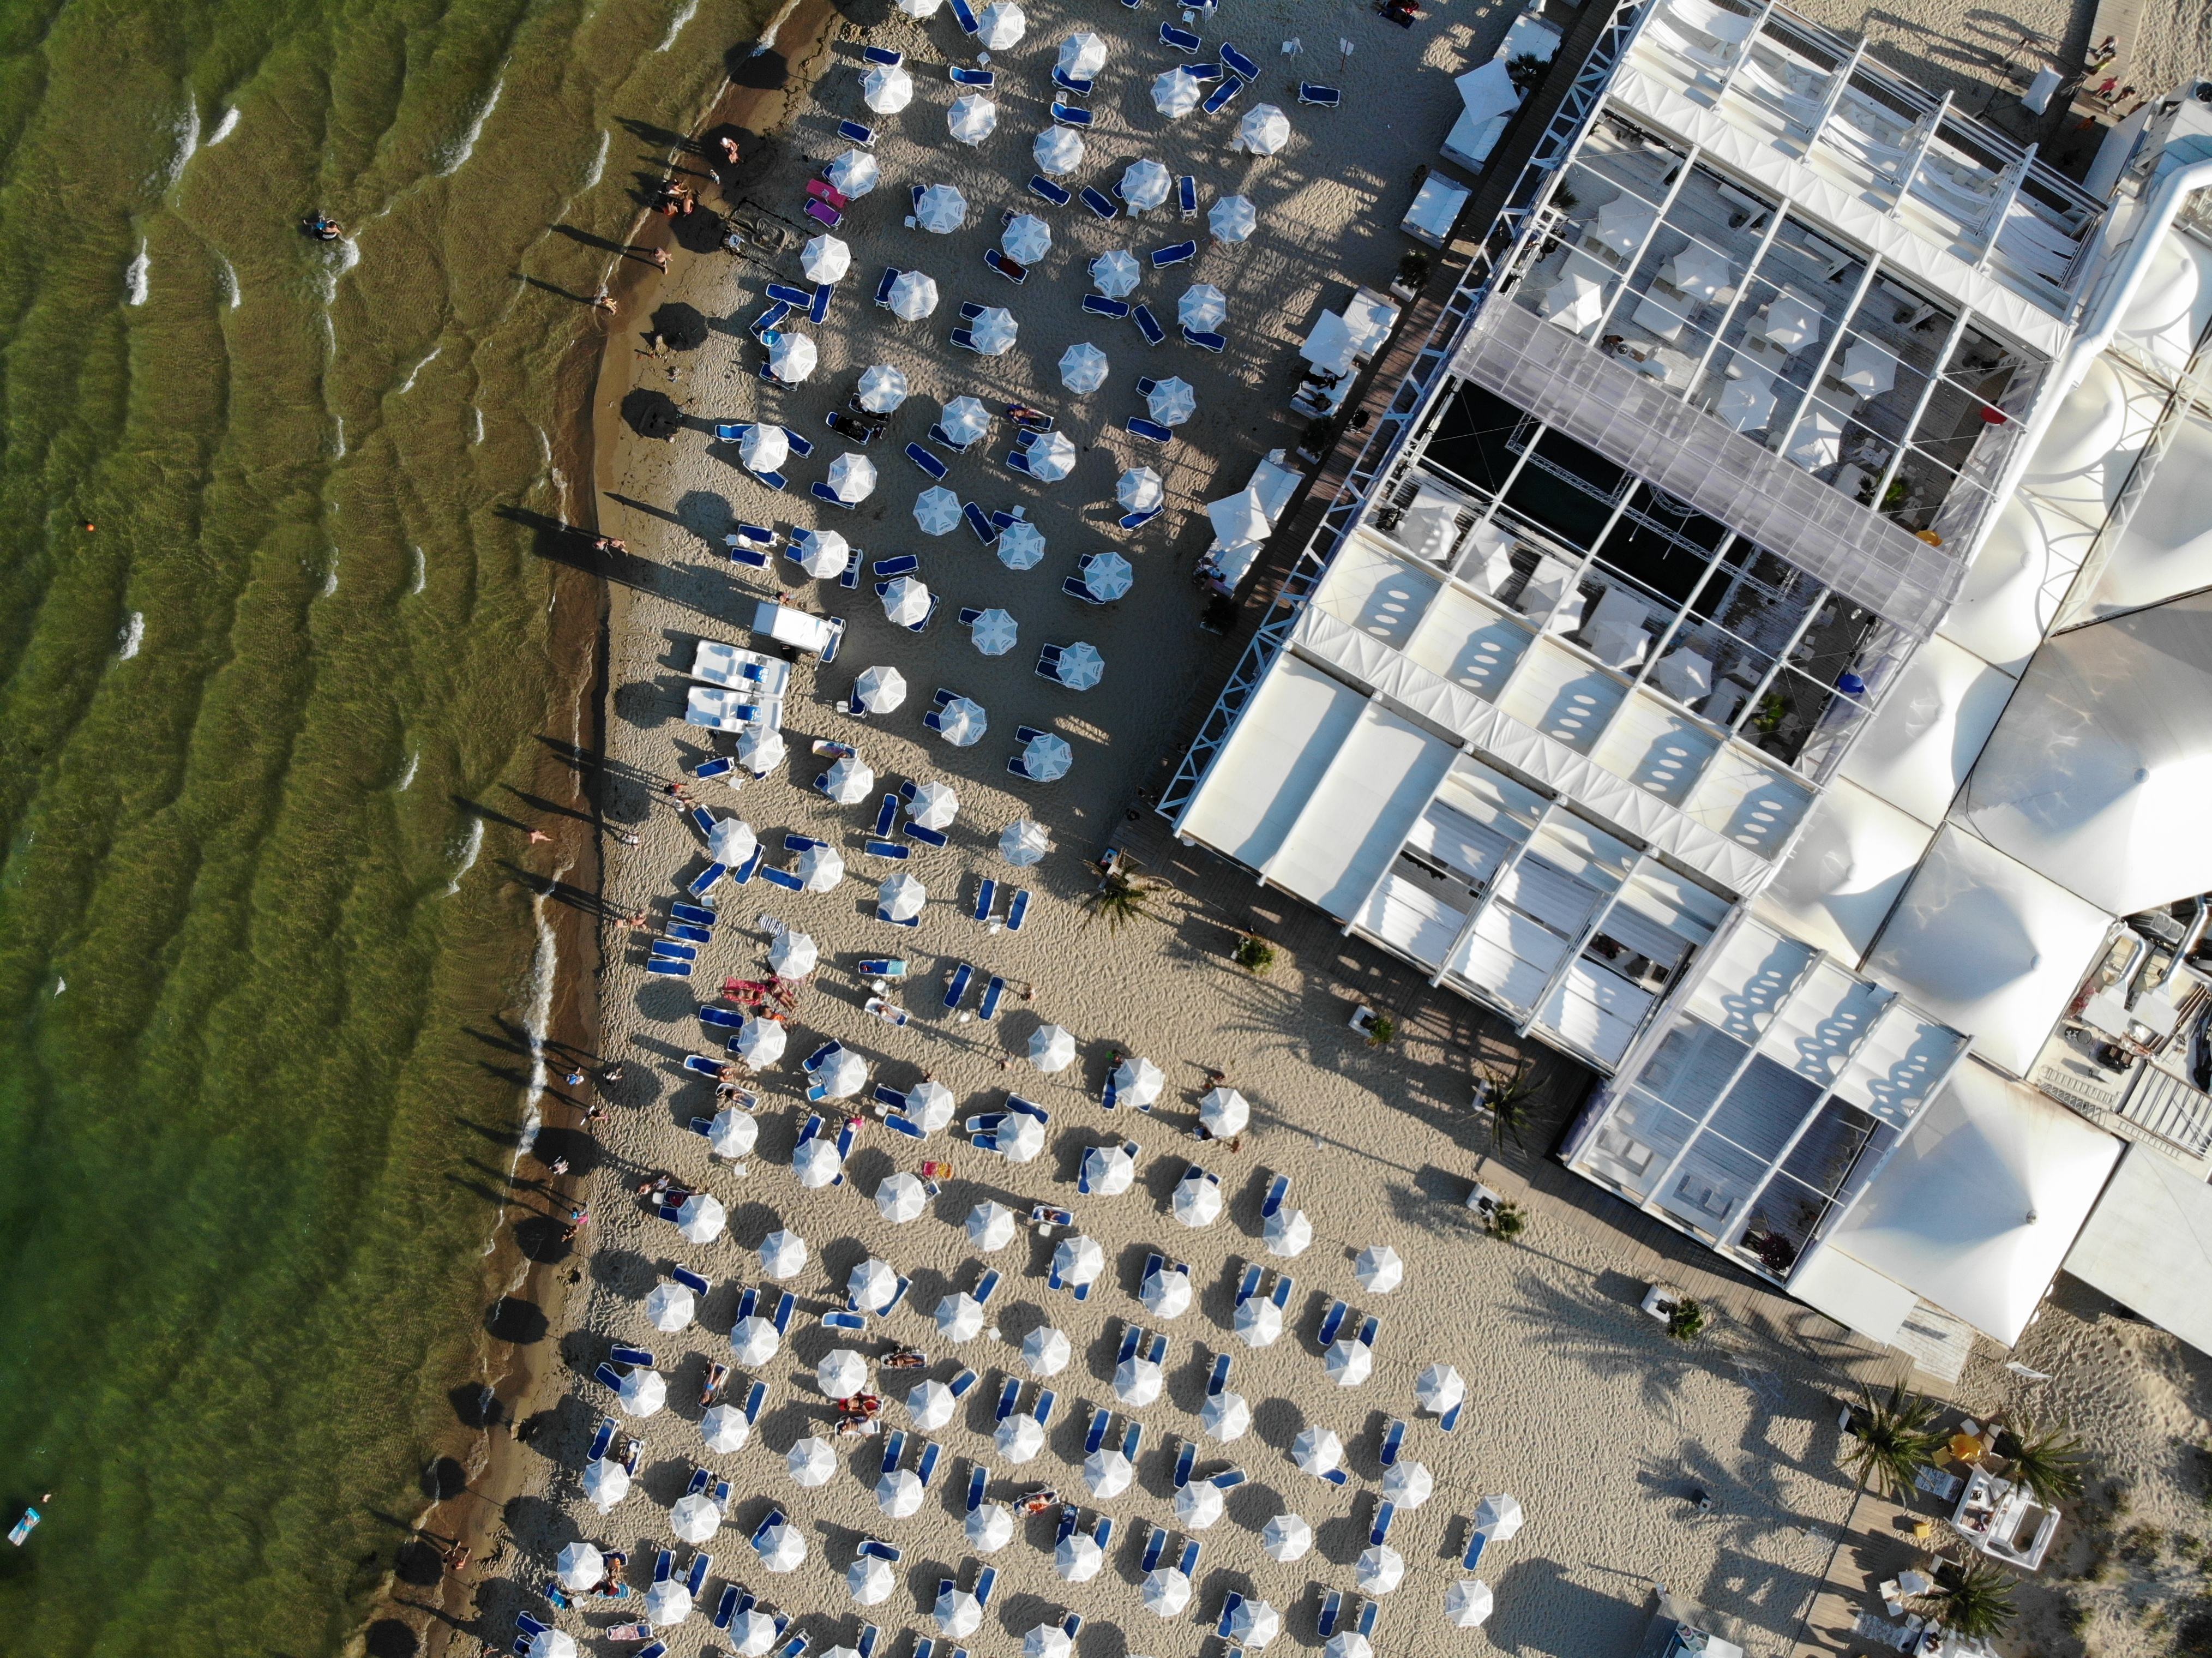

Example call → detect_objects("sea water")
0 0 766 1650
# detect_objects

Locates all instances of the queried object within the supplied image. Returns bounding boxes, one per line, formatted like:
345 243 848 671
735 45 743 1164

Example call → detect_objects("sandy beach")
387 0 2212 1655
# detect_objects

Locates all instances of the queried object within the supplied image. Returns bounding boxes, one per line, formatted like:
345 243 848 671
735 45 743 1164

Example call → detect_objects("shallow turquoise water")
0 1 760 1649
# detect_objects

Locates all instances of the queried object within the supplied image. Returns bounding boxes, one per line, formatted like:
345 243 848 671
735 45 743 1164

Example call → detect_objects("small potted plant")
1666 1297 1709 1343
1484 1199 1526 1240
1391 249 1431 301
1234 933 1276 974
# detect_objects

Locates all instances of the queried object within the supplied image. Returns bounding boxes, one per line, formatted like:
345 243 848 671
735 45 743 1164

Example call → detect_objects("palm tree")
1841 1381 1943 1500
1999 1416 2088 1507
1914 1560 2017 1640
1475 1055 1544 1151
1084 870 1161 933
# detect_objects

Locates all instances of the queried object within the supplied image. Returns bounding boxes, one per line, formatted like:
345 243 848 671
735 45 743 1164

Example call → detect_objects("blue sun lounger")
1369 1499 1395 1546
688 861 728 896
1160 22 1200 50
714 1586 744 1629
672 900 718 927
1029 175 1072 206
587 1415 617 1461
1183 325 1227 351
647 958 692 977
1051 101 1092 127
978 976 1005 1018
1151 241 1198 267
1052 66 1093 95
966 1462 990 1510
1261 1173 1290 1217
1080 186 1117 220
668 922 712 943
906 442 949 481
1202 74 1242 113
875 267 901 307
1221 41 1259 78
1132 303 1166 344
1006 890 1030 931
963 501 997 542
683 1054 722 1077
1127 417 1175 444
1140 1522 1169 1571
1317 1590 1344 1637
1298 82 1342 106
750 300 794 337
949 63 993 86
766 281 811 307
699 1004 743 1029
944 962 975 1007
1317 1299 1348 1347
948 0 979 30
694 754 738 783
1441 1392 1464 1432
864 44 902 64
1379 1418 1406 1465
839 118 876 147
1177 175 1198 216
972 878 999 921
1206 1351 1233 1396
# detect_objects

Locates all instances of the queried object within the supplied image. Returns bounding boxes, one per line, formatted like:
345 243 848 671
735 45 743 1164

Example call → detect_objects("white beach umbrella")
1116 466 1164 512
968 1199 1017 1249
1176 1480 1225 1529
1355 1244 1404 1293
936 1587 985 1635
970 608 1019 656
1199 1086 1248 1136
1143 1567 1193 1616
1140 1264 1192 1317
1059 31 1108 76
1228 1600 1279 1649
1173 1170 1223 1228
966 1502 1015 1552
646 1581 693 1626
914 485 961 534
616 1367 666 1418
740 423 790 474
1054 1233 1105 1285
1474 1493 1524 1540
879 870 927 922
1001 818 1049 865
733 1612 780 1657
707 815 758 867
527 1633 579 1658
1113 1355 1164 1406
755 1517 806 1572
940 395 991 444
888 269 939 320
895 0 941 14
645 1282 695 1332
1239 104 1291 155
1021 731 1075 778
1023 1631 1073 1658
1445 1581 1495 1629
768 928 816 977
876 1170 928 1223
1291 1426 1343 1476
1033 125 1084 176
1210 487 1272 549
1210 194 1257 242
827 451 877 503
702 1402 751 1453
1146 376 1197 425
795 528 849 578
819 1347 867 1401
1111 1054 1163 1107
796 843 845 892
863 62 913 112
1059 341 1109 394
819 1047 868 1098
1201 1390 1252 1441
997 519 1045 570
671 1491 721 1544
734 1021 787 1070
676 1192 726 1245
828 149 879 196
907 1377 957 1430
1357 1546 1405 1595
907 1077 956 1132
581 1456 629 1511
1179 284 1227 331
1263 1206 1313 1258
996 1112 1047 1162
791 1131 840 1185
1261 1513 1313 1562
1023 1324 1073 1376
875 1469 925 1521
996 1413 1046 1462
880 576 932 627
1083 1142 1137 1197
975 1 1025 48
1003 213 1052 264
936 695 987 746
1153 67 1201 117
731 1314 779 1365
1024 430 1077 482
1121 159 1171 213
1382 1459 1434 1509
1029 1023 1076 1071
759 1227 808 1279
857 363 907 411
710 1104 761 1156
915 183 967 233
970 307 1017 355
767 332 817 383
1080 1447 1133 1500
556 1541 605 1590
1051 641 1102 692
1061 1533 1110 1586
1326 1336 1373 1387
851 1555 899 1606
854 664 906 716
1325 1635 1373 1658
936 1291 986 1342
1091 249 1140 298
787 1435 836 1486
1415 1362 1465 1415
907 779 958 828
803 232 852 283
1234 1294 1283 1345
949 93 997 144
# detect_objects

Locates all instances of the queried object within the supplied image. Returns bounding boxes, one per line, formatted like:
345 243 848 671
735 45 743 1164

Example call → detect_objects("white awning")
2064 1142 2212 1357
1178 655 1366 868
1837 635 2016 830
1264 704 1457 917
1453 58 1520 122
1753 780 1936 965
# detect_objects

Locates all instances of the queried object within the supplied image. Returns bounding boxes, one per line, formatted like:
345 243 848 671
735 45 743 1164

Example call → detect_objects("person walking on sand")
650 248 669 271
528 828 552 844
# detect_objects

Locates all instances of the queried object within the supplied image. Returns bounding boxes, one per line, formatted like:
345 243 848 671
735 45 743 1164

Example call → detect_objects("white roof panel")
1177 655 1367 868
1837 635 2016 828
1935 490 2089 678
1266 704 1457 918
1753 781 1935 966
2064 1142 2212 1358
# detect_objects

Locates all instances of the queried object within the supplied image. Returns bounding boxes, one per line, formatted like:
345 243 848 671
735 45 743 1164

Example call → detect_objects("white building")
1165 0 2212 1377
